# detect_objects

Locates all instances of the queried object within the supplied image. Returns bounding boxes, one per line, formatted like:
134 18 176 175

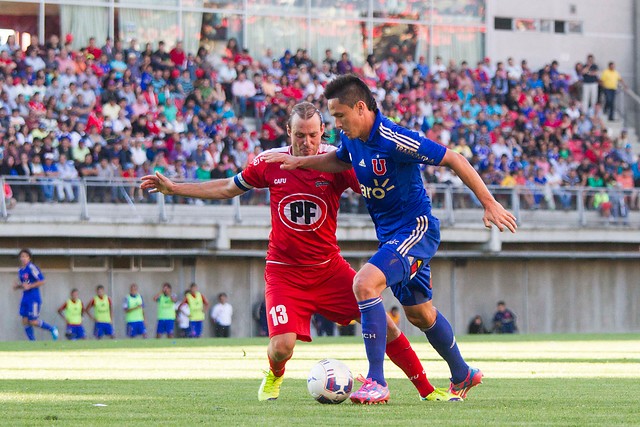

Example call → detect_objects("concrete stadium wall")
429 258 640 335
2 256 639 341
487 0 635 78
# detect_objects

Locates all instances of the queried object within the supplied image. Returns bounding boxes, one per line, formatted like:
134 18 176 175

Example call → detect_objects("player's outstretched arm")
439 149 517 233
262 151 352 173
140 172 245 200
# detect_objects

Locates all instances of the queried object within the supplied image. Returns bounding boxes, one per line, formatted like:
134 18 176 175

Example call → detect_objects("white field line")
0 341 638 380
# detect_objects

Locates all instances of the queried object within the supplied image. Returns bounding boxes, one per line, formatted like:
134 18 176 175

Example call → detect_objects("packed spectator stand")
0 34 638 220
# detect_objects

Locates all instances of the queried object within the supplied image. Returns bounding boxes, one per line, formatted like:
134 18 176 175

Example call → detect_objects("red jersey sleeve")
343 168 361 194
233 152 269 190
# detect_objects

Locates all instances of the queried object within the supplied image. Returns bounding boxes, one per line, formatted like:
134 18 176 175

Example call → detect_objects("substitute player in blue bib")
264 75 517 404
12 249 59 341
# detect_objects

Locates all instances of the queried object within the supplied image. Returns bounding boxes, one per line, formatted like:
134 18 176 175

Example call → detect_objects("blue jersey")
18 262 44 302
335 111 446 243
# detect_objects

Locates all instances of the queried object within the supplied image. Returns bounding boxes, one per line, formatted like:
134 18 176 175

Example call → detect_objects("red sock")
268 355 290 377
386 333 434 397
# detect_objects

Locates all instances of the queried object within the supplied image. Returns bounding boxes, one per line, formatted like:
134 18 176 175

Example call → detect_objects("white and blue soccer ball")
307 358 353 404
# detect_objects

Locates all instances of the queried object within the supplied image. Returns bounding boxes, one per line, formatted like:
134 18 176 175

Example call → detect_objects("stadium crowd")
0 33 638 216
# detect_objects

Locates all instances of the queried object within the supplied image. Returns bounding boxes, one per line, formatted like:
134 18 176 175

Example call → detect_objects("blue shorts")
19 298 41 321
190 321 203 338
156 319 175 335
368 215 440 306
94 322 114 338
66 325 85 340
127 321 146 338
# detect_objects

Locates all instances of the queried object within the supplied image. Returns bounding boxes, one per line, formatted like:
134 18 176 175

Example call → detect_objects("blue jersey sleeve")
380 122 446 165
28 263 44 282
335 135 352 164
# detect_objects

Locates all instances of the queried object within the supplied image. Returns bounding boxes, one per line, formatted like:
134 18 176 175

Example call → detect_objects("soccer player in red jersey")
141 102 458 402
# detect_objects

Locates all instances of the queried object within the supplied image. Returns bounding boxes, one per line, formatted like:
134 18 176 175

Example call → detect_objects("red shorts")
264 256 359 342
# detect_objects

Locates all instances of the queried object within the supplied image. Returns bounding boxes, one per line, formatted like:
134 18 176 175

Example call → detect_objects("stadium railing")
1 175 637 228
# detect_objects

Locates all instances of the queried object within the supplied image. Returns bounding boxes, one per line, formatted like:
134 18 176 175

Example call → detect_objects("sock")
386 333 434 397
268 355 290 378
424 311 469 384
38 320 54 331
24 326 35 341
358 297 387 386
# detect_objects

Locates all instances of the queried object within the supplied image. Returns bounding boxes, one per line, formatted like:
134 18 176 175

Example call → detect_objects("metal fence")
2 175 638 227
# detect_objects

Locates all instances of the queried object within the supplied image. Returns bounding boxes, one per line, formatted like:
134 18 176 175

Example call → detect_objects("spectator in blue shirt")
493 301 517 333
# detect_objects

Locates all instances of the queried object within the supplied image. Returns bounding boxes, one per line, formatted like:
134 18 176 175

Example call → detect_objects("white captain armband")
234 173 254 192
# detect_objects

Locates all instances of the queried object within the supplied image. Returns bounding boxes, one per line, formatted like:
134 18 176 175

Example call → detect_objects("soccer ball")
307 358 353 404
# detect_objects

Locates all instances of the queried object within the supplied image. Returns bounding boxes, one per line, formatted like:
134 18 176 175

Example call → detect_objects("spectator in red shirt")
169 41 186 70
85 37 102 62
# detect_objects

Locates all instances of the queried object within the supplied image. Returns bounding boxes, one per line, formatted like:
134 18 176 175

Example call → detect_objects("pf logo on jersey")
372 158 387 176
278 193 328 231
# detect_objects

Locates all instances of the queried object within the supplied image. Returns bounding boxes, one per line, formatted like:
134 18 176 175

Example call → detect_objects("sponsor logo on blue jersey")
359 178 395 200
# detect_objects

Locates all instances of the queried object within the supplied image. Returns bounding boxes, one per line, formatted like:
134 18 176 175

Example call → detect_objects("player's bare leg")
404 301 482 398
258 332 296 401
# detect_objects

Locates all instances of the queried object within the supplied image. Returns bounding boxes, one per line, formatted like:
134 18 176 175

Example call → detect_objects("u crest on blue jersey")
372 158 387 176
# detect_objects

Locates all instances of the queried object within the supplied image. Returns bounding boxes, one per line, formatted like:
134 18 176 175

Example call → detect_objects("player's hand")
140 172 175 195
483 200 517 233
261 152 301 170
21 283 32 291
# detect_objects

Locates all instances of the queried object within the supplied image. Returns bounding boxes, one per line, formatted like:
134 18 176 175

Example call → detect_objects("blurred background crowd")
0 33 637 215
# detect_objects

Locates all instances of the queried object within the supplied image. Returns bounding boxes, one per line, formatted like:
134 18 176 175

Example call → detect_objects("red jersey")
234 145 360 266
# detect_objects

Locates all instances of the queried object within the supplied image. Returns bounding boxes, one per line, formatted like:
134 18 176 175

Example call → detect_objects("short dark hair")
324 74 378 113
19 248 32 258
97 285 104 291
71 288 79 293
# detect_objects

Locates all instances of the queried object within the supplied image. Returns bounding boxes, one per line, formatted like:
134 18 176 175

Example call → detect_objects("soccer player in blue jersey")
264 75 517 404
12 249 59 341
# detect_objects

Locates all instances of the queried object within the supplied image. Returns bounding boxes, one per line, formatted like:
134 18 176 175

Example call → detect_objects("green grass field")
1 334 639 426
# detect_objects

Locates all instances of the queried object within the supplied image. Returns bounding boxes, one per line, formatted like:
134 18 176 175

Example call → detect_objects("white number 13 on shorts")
269 305 288 326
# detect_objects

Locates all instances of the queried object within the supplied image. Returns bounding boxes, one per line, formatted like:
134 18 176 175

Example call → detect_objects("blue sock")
24 326 36 341
38 320 54 332
358 297 387 386
424 311 469 384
